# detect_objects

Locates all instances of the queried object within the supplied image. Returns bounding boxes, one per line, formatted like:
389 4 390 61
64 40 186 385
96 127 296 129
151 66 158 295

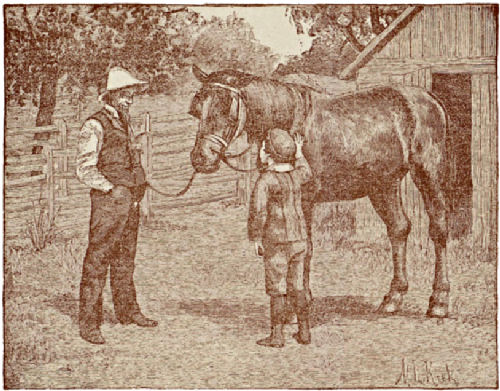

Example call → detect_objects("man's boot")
292 291 311 345
257 295 285 348
80 327 105 345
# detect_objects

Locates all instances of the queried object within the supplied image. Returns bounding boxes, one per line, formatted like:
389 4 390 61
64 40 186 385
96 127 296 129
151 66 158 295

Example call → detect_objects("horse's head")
189 66 247 174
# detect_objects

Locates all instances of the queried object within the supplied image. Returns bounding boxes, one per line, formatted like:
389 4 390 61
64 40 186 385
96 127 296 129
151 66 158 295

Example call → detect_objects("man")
248 129 312 348
76 66 157 345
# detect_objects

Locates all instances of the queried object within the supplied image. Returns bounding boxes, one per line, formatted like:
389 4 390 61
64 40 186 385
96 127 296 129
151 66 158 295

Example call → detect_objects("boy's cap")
266 129 296 163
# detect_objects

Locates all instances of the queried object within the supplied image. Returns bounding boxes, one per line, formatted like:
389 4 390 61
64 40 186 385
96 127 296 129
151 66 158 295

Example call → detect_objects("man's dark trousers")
79 187 143 333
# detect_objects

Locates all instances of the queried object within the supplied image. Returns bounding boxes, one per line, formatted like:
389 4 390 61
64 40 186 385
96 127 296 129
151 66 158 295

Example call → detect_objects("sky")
190 6 314 59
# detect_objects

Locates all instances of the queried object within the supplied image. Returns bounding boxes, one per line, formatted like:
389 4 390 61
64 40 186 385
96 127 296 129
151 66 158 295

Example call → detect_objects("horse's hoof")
427 291 449 318
377 292 404 315
426 304 448 318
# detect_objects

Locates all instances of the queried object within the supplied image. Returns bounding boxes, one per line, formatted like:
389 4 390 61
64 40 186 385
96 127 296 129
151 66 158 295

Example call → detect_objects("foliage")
277 5 406 76
191 13 280 76
5 5 204 123
24 201 59 251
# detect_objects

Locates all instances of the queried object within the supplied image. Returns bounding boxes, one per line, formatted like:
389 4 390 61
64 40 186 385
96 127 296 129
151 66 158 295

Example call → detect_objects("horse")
188 66 450 318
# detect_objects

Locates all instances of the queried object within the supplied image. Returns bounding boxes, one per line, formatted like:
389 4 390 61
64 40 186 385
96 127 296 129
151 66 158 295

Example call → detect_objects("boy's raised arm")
293 134 312 184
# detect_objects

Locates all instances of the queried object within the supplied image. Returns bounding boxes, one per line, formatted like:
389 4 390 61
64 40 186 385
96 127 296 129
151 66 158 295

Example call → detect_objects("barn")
338 4 498 259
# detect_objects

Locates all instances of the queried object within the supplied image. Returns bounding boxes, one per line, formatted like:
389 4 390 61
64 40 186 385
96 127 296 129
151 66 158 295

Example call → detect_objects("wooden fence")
5 113 242 241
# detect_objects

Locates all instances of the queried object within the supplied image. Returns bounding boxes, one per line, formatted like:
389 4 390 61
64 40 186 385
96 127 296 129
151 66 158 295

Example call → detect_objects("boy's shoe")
257 325 284 348
293 320 311 345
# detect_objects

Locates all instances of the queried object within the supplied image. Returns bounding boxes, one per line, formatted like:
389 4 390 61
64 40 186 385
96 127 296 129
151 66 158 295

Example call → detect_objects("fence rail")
5 112 244 240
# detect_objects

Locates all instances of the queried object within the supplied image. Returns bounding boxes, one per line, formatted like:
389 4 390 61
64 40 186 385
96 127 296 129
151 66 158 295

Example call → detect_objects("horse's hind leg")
409 161 449 318
368 180 411 314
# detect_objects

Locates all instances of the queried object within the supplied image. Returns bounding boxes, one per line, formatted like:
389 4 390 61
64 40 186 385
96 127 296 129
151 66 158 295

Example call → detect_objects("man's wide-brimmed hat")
99 67 147 101
266 128 296 163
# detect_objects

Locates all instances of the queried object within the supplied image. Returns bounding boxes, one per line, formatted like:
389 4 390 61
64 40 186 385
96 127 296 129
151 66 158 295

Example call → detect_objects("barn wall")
377 5 497 60
356 5 497 88
471 73 498 255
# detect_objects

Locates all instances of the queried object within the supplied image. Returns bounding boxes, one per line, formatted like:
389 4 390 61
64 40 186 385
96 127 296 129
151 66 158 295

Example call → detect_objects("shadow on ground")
49 294 426 331
177 295 424 331
47 293 118 325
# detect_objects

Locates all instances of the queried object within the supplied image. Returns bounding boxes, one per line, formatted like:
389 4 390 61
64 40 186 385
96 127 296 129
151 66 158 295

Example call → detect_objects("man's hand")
109 185 130 200
254 241 264 257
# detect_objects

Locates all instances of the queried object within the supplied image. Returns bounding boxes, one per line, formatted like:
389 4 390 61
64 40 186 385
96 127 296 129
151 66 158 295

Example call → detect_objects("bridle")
201 82 257 172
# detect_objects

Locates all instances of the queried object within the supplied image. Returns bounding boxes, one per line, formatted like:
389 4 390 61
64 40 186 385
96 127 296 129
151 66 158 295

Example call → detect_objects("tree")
5 5 202 127
191 13 279 77
276 5 406 76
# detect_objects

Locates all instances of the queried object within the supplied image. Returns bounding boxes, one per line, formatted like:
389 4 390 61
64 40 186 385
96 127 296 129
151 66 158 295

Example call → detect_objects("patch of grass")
24 201 60 252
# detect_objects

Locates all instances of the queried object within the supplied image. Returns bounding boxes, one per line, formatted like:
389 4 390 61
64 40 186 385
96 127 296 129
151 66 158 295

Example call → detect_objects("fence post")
45 146 55 223
57 119 68 197
144 112 153 220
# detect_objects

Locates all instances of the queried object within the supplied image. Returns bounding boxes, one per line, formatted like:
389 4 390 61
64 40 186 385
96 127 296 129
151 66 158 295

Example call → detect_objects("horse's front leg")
369 182 411 314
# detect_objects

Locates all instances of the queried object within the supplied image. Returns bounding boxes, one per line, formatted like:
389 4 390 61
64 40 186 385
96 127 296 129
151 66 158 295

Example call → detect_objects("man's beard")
116 104 130 124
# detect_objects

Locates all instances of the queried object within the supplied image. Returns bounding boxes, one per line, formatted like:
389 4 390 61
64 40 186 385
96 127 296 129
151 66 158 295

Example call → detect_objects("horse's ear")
192 65 208 83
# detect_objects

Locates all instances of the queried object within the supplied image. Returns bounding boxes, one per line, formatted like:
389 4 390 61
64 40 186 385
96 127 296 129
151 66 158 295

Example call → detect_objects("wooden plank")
489 74 498 256
484 5 496 57
390 32 400 59
5 199 49 214
52 148 77 158
472 5 482 57
5 174 46 187
400 21 411 59
462 5 472 58
447 5 458 58
6 123 58 136
151 193 235 212
403 73 412 86
409 12 422 58
45 147 55 224
423 6 432 58
480 74 491 249
433 6 442 57
425 68 432 91
471 75 482 249
6 154 46 165
6 164 46 175
57 119 68 197
152 145 192 158
441 6 448 58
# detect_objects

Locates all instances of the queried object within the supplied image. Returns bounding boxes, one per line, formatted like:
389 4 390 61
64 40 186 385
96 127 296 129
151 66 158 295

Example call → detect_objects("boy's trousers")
263 240 307 297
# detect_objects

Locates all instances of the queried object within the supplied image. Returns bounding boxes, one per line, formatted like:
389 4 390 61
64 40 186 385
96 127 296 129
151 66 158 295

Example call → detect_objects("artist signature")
395 358 458 387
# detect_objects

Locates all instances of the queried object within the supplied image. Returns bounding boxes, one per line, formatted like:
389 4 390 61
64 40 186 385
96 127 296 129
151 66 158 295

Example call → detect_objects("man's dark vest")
90 109 145 188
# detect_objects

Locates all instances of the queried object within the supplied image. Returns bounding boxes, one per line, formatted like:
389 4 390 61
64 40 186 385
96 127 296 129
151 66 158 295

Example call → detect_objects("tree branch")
22 6 37 42
167 7 188 14
370 6 385 35
340 25 365 52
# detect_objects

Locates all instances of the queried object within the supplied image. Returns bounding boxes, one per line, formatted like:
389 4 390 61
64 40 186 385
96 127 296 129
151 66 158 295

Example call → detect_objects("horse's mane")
205 69 259 89
205 69 318 94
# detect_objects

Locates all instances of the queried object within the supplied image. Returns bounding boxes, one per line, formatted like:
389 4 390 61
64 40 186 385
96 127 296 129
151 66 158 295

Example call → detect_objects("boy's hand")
254 241 264 257
294 133 304 149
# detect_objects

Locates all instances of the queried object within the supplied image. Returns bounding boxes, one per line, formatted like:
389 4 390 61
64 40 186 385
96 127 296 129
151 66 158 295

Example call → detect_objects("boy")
248 129 312 347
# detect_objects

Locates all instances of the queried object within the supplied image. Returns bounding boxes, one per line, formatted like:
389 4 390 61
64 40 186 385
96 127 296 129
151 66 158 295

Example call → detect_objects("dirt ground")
5 201 498 388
